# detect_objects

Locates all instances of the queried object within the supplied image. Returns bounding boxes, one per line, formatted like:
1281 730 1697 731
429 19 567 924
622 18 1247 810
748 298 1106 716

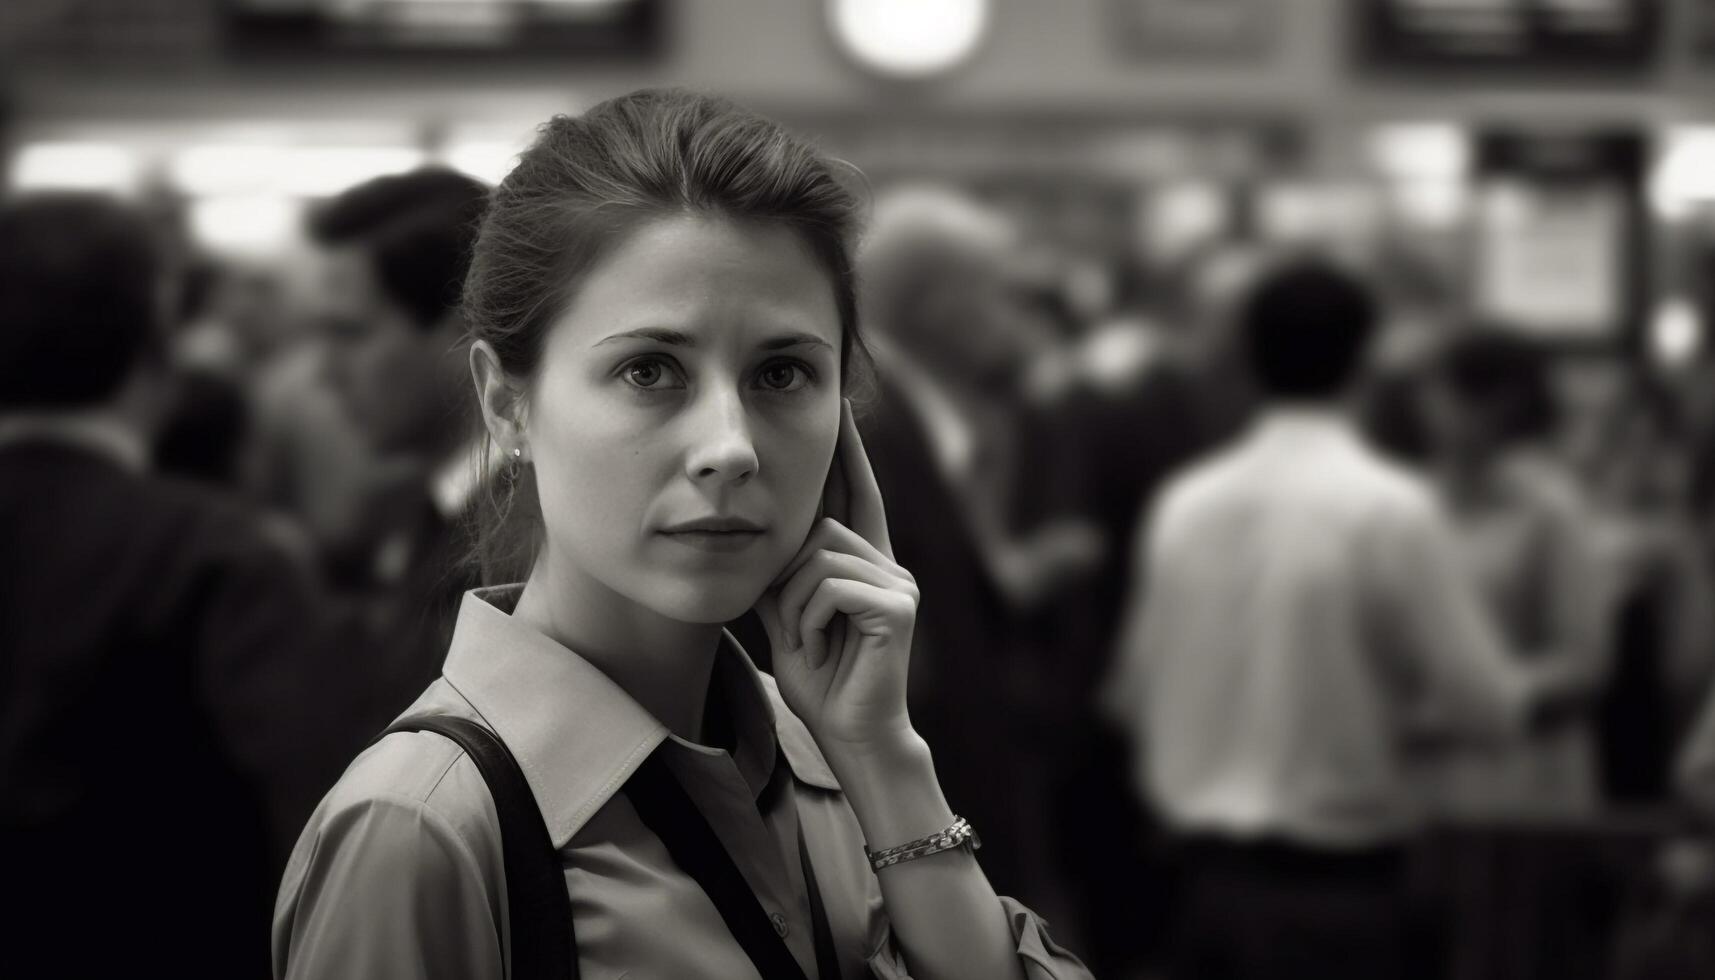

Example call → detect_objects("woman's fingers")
837 398 892 558
771 515 903 592
777 548 914 649
797 577 916 670
821 433 851 529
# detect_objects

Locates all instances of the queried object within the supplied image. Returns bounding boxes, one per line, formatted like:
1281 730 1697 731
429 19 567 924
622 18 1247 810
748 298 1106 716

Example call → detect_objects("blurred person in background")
0 193 350 976
1104 260 1547 980
861 185 1102 616
156 262 283 497
1587 375 1715 804
304 166 490 721
1011 256 1211 977
1157 238 1273 449
154 365 260 487
1405 332 1617 980
1360 244 1462 468
168 255 389 581
248 265 411 588
174 257 290 377
1413 330 1612 821
850 184 1092 909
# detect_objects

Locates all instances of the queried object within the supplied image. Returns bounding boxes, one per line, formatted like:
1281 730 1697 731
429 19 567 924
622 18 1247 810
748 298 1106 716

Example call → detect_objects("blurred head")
307 167 488 457
1239 259 1379 404
210 262 289 358
1423 329 1557 464
465 89 869 623
860 184 1036 390
0 193 168 417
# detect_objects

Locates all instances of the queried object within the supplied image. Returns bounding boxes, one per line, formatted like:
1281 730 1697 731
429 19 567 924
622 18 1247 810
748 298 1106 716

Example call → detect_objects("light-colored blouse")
273 586 1087 979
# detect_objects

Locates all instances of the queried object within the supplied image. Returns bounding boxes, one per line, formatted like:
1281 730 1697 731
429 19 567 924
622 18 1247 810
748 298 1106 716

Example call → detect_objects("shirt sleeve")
273 794 505 980
1366 492 1531 742
864 896 1094 980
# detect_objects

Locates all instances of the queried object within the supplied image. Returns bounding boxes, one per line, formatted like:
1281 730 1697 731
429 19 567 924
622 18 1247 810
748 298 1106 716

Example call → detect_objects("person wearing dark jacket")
0 193 348 976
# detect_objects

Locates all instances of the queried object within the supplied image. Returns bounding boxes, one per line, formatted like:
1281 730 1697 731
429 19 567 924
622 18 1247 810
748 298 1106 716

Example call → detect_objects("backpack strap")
627 751 834 980
377 715 578 980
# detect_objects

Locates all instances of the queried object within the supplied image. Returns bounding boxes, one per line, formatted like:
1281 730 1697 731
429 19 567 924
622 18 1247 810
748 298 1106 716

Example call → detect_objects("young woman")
273 90 1090 980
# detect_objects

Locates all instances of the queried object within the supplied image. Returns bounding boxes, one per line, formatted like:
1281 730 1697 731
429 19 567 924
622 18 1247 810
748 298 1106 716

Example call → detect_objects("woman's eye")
756 360 812 393
621 357 682 390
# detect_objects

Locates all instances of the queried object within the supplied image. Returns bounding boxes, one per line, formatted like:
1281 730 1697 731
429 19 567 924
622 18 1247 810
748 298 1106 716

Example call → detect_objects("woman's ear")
469 340 528 456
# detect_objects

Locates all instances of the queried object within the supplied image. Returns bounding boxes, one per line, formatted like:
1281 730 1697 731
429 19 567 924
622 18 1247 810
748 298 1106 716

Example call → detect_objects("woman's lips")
658 529 766 553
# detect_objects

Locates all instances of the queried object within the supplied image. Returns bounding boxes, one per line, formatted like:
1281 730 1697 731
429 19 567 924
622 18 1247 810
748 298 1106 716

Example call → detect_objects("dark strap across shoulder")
631 751 843 980
377 715 577 980
626 751 838 980
380 716 838 980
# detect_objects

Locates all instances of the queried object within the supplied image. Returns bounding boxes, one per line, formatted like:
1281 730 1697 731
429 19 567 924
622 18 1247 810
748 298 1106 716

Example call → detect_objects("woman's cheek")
534 394 641 556
793 409 842 531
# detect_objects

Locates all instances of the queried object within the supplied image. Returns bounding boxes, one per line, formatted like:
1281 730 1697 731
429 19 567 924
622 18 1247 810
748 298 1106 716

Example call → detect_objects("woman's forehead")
549 215 842 352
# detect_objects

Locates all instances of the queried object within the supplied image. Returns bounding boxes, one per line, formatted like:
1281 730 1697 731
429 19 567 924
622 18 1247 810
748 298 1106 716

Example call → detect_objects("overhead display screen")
1470 131 1646 342
225 0 663 56
1358 0 1661 71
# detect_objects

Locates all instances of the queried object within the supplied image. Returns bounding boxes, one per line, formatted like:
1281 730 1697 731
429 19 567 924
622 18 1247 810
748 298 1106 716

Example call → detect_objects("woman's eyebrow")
759 333 834 351
594 327 694 348
593 328 833 351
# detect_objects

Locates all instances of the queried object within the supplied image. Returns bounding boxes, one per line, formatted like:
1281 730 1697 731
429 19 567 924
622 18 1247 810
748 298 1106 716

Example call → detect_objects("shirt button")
770 912 789 938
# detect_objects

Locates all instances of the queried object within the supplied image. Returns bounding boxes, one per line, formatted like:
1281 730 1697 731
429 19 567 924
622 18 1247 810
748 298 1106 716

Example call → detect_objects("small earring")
511 447 522 459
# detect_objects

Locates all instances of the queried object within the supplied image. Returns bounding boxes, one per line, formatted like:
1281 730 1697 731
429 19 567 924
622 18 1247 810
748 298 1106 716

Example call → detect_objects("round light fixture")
830 0 989 79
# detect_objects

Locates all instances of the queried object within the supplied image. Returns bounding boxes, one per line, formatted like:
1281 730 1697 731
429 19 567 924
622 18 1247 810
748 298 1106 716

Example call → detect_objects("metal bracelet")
864 816 982 872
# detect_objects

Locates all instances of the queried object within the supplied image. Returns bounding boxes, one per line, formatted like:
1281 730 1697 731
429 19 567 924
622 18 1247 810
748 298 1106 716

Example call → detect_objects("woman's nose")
684 384 758 485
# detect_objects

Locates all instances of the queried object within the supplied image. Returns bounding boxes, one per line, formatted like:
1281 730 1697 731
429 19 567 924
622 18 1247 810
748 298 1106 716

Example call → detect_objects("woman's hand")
757 407 1046 980
754 399 921 758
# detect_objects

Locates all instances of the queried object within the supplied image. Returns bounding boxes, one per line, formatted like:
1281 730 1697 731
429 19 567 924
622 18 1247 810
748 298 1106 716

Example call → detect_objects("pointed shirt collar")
440 586 839 848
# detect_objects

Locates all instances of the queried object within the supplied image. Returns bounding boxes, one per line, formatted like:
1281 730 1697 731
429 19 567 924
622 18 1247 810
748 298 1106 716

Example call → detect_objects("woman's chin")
647 577 767 626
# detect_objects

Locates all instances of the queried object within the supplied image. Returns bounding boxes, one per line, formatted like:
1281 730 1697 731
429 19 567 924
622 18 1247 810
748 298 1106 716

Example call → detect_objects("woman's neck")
511 556 723 744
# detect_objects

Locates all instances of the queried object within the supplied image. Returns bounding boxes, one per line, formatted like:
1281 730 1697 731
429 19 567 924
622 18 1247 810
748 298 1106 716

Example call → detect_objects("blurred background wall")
9 0 1715 375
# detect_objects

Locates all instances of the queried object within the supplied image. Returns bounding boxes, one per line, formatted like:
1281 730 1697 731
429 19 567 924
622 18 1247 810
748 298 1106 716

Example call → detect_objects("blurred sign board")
0 0 662 60
225 0 663 57
1471 131 1645 343
0 0 218 60
1110 0 1273 59
1476 184 1623 338
1358 0 1661 72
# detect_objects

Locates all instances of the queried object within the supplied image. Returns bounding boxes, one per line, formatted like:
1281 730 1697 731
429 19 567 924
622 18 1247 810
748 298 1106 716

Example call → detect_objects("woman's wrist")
820 729 961 857
816 721 925 775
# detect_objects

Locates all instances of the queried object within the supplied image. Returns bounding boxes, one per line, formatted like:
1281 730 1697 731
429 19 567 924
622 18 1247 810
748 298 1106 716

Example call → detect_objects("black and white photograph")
4 1 1715 978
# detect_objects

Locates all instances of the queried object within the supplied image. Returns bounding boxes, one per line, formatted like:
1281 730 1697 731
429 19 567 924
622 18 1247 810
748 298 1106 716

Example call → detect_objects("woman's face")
520 214 843 624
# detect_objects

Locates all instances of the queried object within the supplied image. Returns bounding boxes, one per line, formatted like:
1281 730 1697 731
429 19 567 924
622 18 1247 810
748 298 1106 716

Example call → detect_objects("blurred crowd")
7 163 1715 979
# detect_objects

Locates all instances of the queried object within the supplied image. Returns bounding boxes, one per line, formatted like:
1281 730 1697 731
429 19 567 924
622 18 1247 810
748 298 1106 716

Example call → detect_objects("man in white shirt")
1105 260 1534 980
